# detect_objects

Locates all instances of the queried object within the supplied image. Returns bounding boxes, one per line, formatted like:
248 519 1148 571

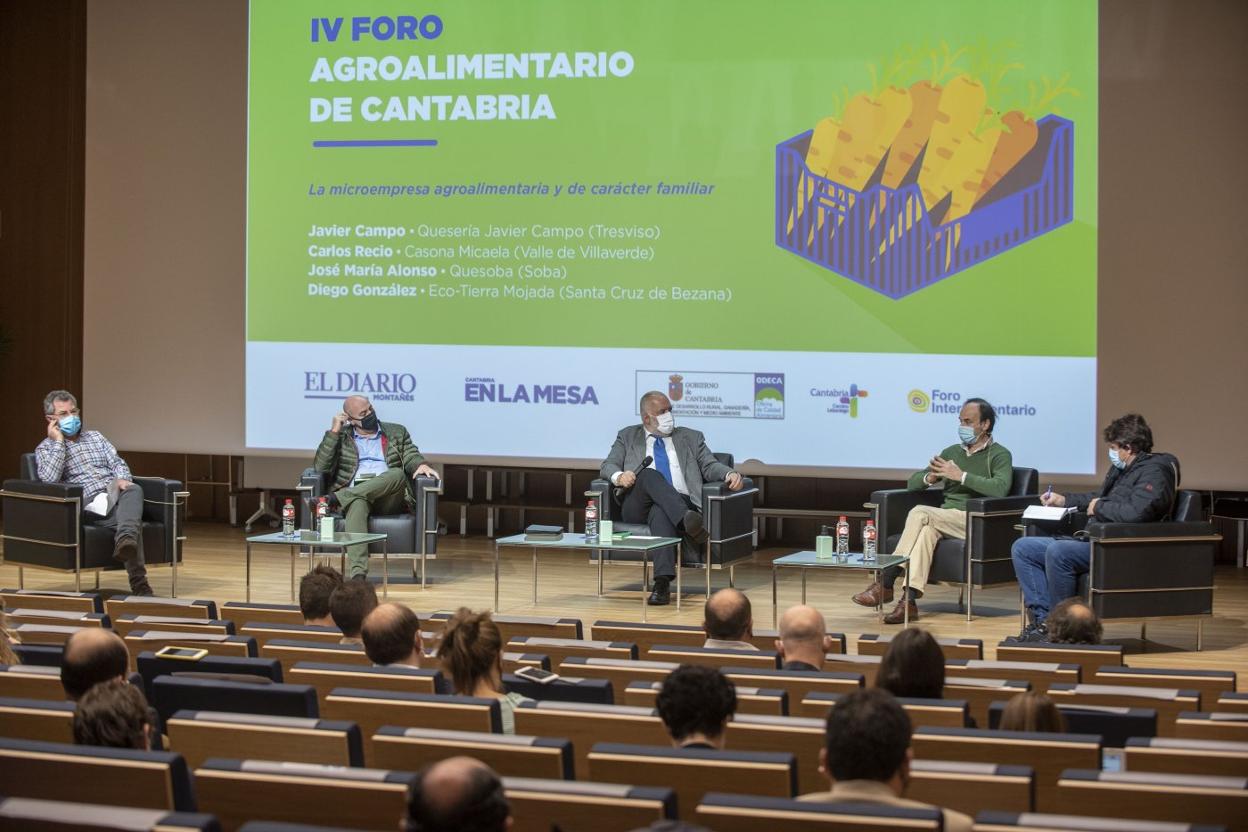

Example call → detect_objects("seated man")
1010 413 1176 641
361 603 423 668
702 588 757 650
61 629 130 701
406 756 510 832
72 679 153 750
601 390 744 606
35 390 153 595
656 665 737 750
1046 597 1103 644
314 395 438 580
800 688 972 832
853 398 1012 623
330 579 379 645
775 605 835 671
299 564 343 626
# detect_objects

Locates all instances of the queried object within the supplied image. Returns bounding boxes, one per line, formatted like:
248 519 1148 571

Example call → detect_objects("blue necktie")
651 435 674 485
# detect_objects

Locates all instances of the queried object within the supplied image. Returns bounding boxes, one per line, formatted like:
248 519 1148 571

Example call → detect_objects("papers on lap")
1023 505 1076 521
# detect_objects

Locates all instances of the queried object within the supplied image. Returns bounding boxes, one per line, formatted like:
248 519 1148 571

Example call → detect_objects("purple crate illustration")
775 115 1073 299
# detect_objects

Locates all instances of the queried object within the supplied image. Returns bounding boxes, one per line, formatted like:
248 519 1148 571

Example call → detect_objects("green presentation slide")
246 0 1099 472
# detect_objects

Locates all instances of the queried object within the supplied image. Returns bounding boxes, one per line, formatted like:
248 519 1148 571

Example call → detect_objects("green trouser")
334 467 409 578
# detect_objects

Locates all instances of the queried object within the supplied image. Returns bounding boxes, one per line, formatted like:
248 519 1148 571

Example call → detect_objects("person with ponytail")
437 608 532 734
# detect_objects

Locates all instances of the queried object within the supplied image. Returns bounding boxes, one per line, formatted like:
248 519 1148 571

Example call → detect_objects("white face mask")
654 412 675 436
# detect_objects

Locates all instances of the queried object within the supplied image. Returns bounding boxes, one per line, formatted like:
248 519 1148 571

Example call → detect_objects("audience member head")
405 756 510 832
875 628 945 699
1000 691 1067 733
656 664 737 749
72 679 152 749
298 564 343 625
330 578 379 640
775 604 832 668
703 588 753 643
437 608 504 697
361 603 422 667
61 628 129 700
821 688 912 794
1047 597 1103 644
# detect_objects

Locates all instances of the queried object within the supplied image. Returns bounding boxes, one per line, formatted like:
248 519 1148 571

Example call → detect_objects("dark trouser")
93 485 147 588
334 467 409 578
619 468 698 581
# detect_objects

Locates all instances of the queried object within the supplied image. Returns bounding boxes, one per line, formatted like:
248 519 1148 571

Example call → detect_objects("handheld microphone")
631 455 654 476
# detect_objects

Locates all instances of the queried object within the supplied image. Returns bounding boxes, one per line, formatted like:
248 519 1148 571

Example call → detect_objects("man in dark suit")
600 390 744 605
313 395 437 579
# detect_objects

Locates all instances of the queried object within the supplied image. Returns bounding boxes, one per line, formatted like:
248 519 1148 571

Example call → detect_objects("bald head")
61 628 129 700
776 605 830 669
361 602 422 666
408 756 510 832
1048 597 1103 644
704 588 753 642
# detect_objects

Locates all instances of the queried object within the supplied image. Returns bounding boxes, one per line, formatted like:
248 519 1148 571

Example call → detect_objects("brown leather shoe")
883 598 919 624
851 582 894 607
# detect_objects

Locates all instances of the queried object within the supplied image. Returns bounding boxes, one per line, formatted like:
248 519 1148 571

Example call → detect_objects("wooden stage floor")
4 521 1246 676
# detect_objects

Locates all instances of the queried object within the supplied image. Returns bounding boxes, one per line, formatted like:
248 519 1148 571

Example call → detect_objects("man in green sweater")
853 398 1012 623
314 395 438 579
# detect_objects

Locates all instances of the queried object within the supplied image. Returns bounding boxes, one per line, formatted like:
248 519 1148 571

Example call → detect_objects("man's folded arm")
400 432 426 475
103 437 133 482
35 440 66 483
313 431 340 474
601 433 626 485
695 435 732 482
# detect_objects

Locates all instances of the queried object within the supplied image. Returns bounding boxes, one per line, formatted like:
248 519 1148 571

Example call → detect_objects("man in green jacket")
852 398 1012 623
314 395 437 579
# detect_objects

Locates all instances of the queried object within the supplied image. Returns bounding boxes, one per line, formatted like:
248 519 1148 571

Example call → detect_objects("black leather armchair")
1078 489 1219 649
298 468 441 586
866 466 1039 620
590 453 757 597
1 454 186 594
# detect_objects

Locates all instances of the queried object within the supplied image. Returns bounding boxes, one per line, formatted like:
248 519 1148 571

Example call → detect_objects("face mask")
1108 448 1126 469
58 415 82 437
356 412 379 432
957 426 977 445
654 412 675 436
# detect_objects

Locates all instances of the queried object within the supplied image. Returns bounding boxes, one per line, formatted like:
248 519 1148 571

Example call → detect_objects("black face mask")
357 412 380 432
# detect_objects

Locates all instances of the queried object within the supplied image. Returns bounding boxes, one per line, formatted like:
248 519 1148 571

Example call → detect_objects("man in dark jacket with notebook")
1010 413 1178 641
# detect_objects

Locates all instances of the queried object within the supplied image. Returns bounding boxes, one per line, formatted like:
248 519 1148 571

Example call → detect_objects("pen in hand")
1043 484 1053 504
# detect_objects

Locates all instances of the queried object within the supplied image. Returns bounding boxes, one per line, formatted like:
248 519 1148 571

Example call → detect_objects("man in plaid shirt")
34 390 153 595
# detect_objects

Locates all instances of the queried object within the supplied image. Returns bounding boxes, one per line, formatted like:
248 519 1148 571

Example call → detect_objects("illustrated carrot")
916 74 987 213
804 115 842 177
880 79 942 188
937 126 1001 223
973 110 1037 206
824 93 885 191
787 116 841 236
860 85 913 186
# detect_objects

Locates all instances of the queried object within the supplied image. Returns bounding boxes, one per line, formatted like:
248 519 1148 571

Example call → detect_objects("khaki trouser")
894 505 967 594
334 467 409 578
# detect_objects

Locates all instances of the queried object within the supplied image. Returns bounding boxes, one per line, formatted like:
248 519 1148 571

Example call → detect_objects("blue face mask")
58 415 82 437
1108 448 1126 469
957 426 977 445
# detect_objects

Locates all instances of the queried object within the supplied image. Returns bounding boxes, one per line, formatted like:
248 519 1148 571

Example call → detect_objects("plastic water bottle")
281 499 296 538
863 519 878 562
835 515 850 557
584 494 599 544
316 496 329 520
